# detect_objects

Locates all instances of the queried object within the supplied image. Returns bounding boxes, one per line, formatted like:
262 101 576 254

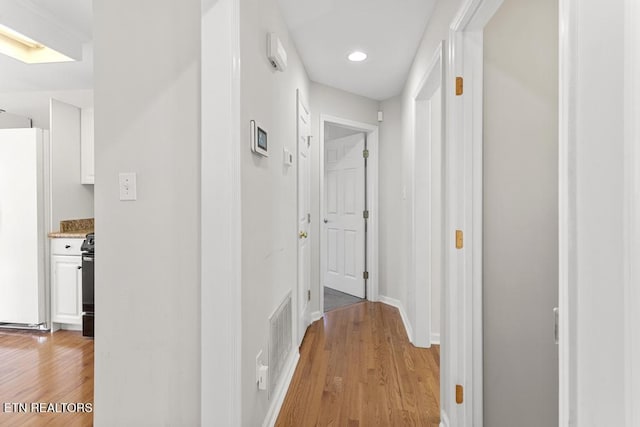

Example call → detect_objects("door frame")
558 0 577 424
200 0 242 424
447 1 504 425
319 114 379 313
624 0 640 424
296 89 312 345
411 41 445 349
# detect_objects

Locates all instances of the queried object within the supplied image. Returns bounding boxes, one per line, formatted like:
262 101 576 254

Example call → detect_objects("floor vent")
268 291 292 398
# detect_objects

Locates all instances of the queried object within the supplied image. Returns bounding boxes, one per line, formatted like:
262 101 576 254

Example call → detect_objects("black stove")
81 233 94 338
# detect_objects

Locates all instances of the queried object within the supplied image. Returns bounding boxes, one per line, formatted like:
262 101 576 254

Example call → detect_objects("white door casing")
413 42 445 349
324 133 366 298
624 0 640 424
447 1 504 426
319 115 379 313
201 0 242 424
297 89 312 344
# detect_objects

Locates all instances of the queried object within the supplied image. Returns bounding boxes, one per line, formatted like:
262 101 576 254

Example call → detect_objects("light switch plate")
283 147 294 166
119 172 137 201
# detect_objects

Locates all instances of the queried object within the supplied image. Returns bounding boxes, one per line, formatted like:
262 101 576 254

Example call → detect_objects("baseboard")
262 349 300 427
431 332 441 345
377 295 414 343
310 311 323 323
440 410 450 427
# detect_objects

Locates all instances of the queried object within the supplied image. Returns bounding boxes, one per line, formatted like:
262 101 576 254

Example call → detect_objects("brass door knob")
299 231 308 239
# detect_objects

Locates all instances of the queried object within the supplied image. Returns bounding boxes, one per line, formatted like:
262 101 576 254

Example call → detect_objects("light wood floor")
0 329 93 427
276 301 440 427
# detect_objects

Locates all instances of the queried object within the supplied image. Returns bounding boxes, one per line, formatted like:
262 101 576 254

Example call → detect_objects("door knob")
299 231 308 239
323 219 328 223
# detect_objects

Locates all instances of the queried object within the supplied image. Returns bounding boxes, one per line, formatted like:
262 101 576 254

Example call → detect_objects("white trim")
319 114 379 313
439 411 451 427
296 89 312 346
625 0 640 425
200 0 242 425
558 0 578 425
262 350 300 427
448 1 503 425
411 41 445 349
310 311 323 323
430 332 441 346
378 295 414 343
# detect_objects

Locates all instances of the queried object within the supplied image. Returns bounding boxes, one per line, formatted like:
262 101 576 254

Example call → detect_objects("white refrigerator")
0 128 49 326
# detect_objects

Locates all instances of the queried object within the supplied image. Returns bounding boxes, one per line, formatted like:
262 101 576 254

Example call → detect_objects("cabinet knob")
77 266 82 270
65 245 71 249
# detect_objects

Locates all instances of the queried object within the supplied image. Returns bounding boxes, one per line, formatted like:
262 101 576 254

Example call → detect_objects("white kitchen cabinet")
80 107 94 184
51 239 83 326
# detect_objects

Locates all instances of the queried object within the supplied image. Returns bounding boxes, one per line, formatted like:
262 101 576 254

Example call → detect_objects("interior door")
324 132 365 298
297 90 311 344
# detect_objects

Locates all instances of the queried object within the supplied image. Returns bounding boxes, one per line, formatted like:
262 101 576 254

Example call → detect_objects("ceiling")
0 0 435 101
277 0 437 100
0 0 92 93
325 122 363 140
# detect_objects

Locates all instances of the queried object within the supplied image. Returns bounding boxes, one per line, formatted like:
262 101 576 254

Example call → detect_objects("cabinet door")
52 255 82 325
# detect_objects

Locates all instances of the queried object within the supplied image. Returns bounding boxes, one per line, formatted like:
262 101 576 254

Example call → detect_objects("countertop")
48 229 93 238
48 218 94 239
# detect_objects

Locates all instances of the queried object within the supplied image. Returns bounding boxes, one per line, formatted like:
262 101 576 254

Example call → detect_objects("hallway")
276 302 440 426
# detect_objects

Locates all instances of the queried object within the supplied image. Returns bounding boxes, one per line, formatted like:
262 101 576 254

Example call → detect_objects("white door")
324 133 365 298
297 90 311 344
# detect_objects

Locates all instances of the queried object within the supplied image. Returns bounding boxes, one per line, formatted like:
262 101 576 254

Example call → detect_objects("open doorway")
319 116 379 313
322 123 366 312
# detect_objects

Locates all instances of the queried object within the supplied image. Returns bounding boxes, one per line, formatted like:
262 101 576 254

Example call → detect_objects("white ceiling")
277 0 437 101
325 122 363 140
0 0 92 93
0 0 435 102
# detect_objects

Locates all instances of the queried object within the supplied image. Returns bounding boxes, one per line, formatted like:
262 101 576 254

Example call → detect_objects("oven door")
82 253 94 313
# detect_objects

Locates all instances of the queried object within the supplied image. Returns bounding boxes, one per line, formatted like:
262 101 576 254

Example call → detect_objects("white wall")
50 99 94 228
379 95 404 301
93 0 201 425
0 90 94 229
0 90 93 129
238 0 309 424
483 0 559 425
309 82 379 311
570 0 626 424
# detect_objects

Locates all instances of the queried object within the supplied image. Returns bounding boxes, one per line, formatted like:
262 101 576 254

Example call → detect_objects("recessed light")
348 51 367 62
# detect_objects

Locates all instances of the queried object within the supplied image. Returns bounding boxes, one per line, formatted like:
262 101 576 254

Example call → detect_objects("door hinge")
455 229 464 249
363 271 369 280
307 213 311 223
362 149 369 158
456 76 464 96
308 290 311 301
363 210 369 219
456 384 464 404
307 136 311 147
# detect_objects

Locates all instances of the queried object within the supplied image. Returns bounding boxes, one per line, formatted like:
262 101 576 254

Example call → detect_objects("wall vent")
268 291 292 398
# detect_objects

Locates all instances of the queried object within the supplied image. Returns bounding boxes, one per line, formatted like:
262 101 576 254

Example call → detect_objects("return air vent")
268 292 292 398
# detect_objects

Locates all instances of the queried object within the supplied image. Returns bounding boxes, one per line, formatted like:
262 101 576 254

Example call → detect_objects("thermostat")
250 120 268 157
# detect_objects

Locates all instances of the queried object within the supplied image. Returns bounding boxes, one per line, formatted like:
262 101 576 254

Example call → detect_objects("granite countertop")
48 218 94 239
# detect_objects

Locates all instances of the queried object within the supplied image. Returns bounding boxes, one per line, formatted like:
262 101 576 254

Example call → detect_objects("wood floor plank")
0 329 93 427
276 301 440 427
